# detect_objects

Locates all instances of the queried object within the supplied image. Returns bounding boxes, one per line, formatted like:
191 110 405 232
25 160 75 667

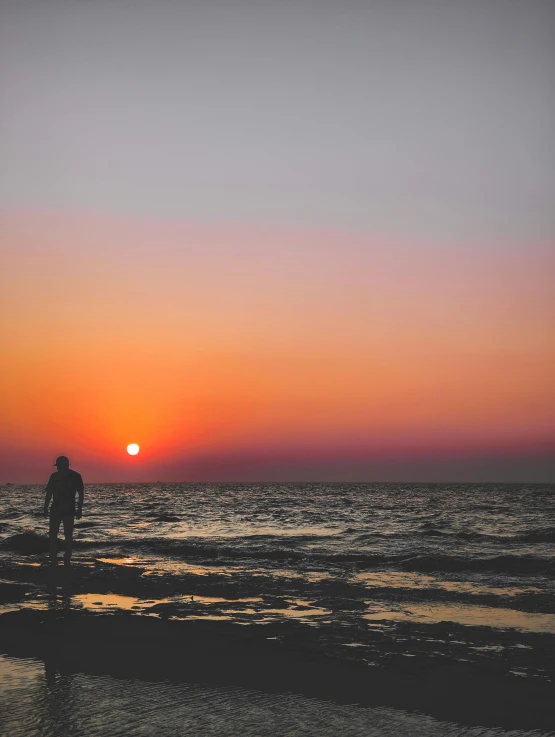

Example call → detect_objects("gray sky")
1 0 554 243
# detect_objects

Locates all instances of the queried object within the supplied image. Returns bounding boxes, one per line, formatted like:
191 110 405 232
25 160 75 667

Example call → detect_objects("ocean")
1 482 554 735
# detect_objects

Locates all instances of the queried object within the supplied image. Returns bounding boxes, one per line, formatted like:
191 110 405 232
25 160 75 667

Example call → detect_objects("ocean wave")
63 536 555 576
426 528 555 544
420 529 503 541
398 554 555 575
517 528 555 543
0 511 24 520
1 532 51 554
355 527 555 544
3 525 554 577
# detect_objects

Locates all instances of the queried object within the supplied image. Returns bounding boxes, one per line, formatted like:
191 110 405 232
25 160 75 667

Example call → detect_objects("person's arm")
44 476 54 518
76 475 84 519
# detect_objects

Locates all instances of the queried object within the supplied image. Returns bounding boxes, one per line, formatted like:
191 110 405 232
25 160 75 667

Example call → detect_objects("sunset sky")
1 0 554 482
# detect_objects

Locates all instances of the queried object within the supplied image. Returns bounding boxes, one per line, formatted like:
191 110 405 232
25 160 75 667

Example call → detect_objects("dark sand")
1 601 554 732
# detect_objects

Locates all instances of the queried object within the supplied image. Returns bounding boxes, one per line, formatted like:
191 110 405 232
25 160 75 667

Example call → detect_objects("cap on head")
54 456 70 468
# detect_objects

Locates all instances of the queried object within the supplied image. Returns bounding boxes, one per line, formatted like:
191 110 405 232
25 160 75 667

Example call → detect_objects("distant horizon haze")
2 437 553 484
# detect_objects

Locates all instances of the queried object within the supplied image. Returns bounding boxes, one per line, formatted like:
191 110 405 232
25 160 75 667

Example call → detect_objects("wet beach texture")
1 482 554 735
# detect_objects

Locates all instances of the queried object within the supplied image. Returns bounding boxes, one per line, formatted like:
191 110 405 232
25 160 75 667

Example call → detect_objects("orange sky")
1 212 554 482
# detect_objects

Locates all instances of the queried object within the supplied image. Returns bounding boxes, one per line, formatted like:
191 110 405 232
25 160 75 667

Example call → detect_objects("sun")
126 443 140 456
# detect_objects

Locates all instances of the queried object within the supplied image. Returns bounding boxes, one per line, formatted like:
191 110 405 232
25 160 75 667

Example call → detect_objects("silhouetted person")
43 456 84 567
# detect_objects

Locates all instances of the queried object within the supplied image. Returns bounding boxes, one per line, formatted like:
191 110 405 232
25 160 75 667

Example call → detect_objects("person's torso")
50 471 81 515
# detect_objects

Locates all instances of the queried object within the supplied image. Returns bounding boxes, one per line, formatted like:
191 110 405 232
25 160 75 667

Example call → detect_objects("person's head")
54 456 70 472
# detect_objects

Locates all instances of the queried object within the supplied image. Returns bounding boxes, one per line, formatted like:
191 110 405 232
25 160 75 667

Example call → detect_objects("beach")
1 482 554 735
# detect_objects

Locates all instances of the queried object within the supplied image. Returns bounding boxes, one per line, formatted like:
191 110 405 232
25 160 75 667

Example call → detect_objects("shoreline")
1 607 554 732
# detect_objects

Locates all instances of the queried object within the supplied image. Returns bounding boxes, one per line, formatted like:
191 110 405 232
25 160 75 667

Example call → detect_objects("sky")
1 0 554 482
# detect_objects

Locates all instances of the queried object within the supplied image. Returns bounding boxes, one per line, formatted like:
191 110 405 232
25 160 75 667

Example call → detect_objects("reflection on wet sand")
223 599 331 621
73 592 265 614
2 562 554 635
364 603 555 634
354 571 543 596
72 592 330 623
75 593 144 610
6 585 332 623
186 614 233 621
95 557 140 566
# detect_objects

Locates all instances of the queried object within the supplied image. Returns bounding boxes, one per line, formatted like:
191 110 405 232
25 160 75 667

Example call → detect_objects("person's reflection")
42 581 76 734
44 655 58 690
39 550 78 734
46 578 72 616
41 657 75 737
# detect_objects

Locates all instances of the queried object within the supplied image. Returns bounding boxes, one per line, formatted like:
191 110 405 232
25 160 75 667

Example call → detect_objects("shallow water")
1 655 552 737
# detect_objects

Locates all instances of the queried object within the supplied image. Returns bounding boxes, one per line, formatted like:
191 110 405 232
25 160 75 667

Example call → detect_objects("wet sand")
1 600 554 732
5 655 544 737
1 554 555 734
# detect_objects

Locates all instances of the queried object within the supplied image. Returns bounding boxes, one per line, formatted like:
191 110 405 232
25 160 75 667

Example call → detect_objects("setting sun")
126 443 140 456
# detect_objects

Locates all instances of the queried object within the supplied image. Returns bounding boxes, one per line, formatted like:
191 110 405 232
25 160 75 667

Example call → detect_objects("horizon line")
3 479 553 486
